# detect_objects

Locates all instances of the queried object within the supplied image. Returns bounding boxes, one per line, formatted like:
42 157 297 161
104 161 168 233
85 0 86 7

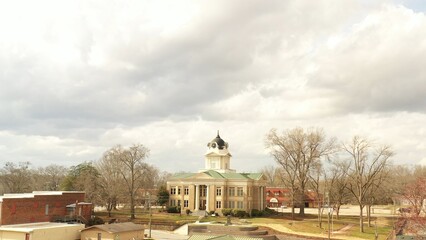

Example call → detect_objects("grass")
95 209 395 239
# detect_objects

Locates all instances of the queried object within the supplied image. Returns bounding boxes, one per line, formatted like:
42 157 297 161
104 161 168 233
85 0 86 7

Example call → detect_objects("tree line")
264 127 426 233
1 128 424 233
0 144 171 220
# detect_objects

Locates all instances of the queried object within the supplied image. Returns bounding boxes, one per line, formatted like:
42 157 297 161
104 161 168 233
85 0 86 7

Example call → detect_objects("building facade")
0 191 92 225
81 222 144 240
167 133 267 214
0 222 84 240
265 187 322 208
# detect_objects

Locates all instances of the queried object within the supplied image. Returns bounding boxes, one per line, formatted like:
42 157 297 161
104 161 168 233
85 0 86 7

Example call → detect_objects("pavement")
142 206 396 239
145 229 188 240
272 205 397 217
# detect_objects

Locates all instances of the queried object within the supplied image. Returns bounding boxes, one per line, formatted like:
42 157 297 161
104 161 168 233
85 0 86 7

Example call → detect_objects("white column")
206 185 210 212
195 184 199 211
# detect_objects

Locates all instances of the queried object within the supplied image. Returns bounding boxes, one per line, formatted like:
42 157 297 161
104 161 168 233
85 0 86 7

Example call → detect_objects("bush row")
166 206 181 213
221 208 249 217
221 208 276 217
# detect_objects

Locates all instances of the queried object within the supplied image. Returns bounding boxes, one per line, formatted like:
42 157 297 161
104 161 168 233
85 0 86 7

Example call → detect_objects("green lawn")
94 209 394 239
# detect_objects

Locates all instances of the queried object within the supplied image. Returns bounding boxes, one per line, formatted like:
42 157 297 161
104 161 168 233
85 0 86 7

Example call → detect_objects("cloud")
310 5 426 114
0 0 426 171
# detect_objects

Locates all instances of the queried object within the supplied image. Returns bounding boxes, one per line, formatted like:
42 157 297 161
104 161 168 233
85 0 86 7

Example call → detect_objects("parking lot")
271 205 398 216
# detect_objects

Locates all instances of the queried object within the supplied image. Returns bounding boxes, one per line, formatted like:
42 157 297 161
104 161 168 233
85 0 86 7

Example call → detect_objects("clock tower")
202 131 235 173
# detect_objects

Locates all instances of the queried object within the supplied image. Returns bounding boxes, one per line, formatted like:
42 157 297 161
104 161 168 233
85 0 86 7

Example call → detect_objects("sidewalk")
254 223 365 240
145 229 188 240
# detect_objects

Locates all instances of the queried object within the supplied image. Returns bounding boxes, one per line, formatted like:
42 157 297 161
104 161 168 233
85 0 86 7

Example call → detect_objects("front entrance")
199 200 206 210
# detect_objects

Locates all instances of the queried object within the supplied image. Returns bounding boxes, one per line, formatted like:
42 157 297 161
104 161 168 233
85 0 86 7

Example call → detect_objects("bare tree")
265 127 336 217
260 165 282 187
112 144 150 219
329 159 351 219
32 164 68 191
308 161 325 228
96 148 126 217
401 177 426 216
343 136 393 233
0 162 32 193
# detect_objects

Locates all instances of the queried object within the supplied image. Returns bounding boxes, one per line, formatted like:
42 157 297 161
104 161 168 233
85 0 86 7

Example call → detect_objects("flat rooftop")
0 222 84 232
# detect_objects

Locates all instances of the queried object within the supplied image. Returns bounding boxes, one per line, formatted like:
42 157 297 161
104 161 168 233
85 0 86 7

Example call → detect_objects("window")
45 204 49 216
97 233 102 240
170 199 176 206
178 187 181 195
216 188 222 196
177 200 181 206
266 192 270 196
210 160 218 169
274 192 280 196
201 186 207 197
170 187 176 195
228 187 235 196
228 201 235 208
184 200 189 207
237 187 243 196
184 187 189 195
216 201 222 209
237 201 243 209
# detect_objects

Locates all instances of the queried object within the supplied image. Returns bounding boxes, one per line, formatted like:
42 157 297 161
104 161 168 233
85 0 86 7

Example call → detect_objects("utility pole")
147 192 152 239
327 192 330 240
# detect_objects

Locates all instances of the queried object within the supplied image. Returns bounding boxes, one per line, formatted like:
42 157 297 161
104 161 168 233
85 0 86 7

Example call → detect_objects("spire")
217 130 220 138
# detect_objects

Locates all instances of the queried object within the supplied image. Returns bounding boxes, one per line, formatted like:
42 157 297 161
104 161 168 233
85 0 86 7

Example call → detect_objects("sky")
1 0 426 173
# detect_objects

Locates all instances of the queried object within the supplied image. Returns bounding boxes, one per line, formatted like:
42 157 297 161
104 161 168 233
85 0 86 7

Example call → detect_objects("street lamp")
326 192 330 240
146 192 152 239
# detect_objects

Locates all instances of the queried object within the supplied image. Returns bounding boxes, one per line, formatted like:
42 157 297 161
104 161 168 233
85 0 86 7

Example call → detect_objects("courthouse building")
167 132 267 214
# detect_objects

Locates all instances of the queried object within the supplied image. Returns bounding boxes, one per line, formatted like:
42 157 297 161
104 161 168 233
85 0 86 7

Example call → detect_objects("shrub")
232 209 248 218
209 210 216 215
222 208 233 216
251 209 263 217
185 209 192 215
167 206 180 213
264 207 275 213
88 216 104 226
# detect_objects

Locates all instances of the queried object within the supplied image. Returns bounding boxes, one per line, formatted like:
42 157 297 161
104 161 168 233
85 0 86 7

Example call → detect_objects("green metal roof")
169 170 263 180
169 172 196 179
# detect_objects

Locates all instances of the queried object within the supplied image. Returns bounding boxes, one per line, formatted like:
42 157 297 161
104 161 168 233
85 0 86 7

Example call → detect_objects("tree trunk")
367 205 371 227
130 191 135 219
359 205 364 232
299 205 305 216
299 191 305 217
318 205 322 228
336 204 341 220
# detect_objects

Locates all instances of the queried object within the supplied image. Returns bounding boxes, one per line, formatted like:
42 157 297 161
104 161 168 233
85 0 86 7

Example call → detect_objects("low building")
266 188 322 208
80 222 144 240
0 222 84 240
167 132 267 214
0 191 92 225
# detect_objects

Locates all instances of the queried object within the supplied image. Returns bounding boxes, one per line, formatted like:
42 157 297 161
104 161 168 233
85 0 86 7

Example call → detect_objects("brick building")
266 187 322 208
0 191 92 225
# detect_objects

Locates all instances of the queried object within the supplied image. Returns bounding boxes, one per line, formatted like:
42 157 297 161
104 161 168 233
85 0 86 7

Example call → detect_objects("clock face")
211 143 217 148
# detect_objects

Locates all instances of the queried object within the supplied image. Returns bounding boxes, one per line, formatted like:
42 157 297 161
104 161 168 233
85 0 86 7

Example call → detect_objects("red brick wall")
0 192 90 225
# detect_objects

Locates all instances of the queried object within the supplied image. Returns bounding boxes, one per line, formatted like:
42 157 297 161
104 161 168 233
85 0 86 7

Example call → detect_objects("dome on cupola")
207 131 228 150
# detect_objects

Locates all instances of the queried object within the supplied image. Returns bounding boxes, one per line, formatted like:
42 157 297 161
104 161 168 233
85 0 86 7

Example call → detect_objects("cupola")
201 131 235 173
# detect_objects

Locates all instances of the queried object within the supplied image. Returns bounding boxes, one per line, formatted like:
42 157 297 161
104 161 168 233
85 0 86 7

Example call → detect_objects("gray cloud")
0 0 425 171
